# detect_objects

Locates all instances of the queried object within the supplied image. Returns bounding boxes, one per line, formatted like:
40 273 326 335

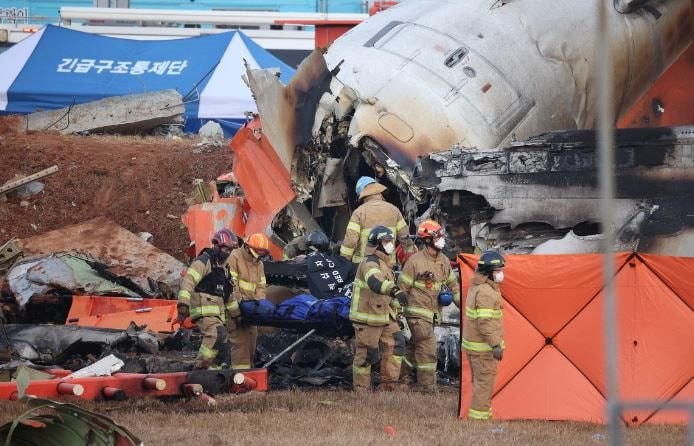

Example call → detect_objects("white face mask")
383 242 395 255
434 238 446 250
493 270 505 283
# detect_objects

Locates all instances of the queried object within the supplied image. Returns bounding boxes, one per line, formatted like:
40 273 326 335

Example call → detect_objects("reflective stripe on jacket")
227 247 266 317
461 272 504 353
339 194 408 264
177 251 227 321
349 249 397 326
398 249 460 323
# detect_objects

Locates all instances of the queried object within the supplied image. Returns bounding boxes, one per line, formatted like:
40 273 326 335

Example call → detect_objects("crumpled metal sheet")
415 126 694 254
23 217 185 290
0 324 159 365
0 397 142 445
8 253 141 306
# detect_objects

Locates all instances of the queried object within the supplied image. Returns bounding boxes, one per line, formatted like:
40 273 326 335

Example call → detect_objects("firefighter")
283 229 332 260
462 250 506 420
397 219 460 392
177 228 238 369
339 176 412 265
226 232 270 369
350 226 408 391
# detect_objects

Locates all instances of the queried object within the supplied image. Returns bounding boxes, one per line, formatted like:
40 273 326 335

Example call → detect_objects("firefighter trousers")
467 352 498 420
401 318 437 389
194 316 227 369
352 320 405 391
227 317 257 369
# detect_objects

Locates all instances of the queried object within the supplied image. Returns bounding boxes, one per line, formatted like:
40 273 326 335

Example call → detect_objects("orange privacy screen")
458 253 694 425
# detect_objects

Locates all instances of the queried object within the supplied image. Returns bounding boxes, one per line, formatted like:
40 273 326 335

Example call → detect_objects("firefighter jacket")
177 249 234 321
350 248 398 326
339 194 408 264
462 272 505 354
227 247 266 317
398 248 461 324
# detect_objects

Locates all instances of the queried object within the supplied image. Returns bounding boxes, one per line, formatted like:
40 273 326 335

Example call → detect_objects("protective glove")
492 344 504 361
389 299 402 313
390 286 409 306
177 304 190 324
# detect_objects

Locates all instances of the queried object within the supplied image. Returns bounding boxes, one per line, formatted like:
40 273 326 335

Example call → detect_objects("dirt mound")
0 124 231 260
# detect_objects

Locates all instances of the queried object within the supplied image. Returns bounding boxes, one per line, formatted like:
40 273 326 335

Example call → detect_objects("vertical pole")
596 1 621 445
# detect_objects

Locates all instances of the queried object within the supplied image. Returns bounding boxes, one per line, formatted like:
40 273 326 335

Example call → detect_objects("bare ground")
0 116 231 260
0 390 687 445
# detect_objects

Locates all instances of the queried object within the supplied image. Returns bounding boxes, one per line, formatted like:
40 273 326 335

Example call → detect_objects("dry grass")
0 390 687 445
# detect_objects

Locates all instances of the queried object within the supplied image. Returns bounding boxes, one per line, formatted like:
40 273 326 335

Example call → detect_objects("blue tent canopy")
0 25 295 135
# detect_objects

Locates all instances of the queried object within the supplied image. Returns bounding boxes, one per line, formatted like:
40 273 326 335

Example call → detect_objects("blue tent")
0 25 295 135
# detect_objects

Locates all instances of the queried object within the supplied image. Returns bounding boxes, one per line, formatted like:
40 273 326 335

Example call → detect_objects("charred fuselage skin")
414 126 694 255
243 0 694 256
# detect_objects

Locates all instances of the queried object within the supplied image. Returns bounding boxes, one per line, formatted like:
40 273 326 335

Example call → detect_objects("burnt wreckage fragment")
412 127 694 255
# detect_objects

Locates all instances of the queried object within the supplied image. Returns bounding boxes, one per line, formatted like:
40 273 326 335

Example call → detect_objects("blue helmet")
355 176 376 196
438 287 454 306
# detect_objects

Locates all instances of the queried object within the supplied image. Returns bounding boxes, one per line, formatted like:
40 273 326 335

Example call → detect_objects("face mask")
493 270 505 283
434 238 446 250
214 246 230 262
248 247 260 259
383 242 395 255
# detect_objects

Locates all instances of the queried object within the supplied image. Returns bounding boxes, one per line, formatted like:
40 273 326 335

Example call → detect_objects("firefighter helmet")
367 225 394 246
477 250 505 273
211 229 239 250
355 176 376 195
246 233 270 255
416 220 444 239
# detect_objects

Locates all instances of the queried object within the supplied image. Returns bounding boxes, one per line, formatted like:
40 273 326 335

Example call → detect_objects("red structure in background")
276 1 400 49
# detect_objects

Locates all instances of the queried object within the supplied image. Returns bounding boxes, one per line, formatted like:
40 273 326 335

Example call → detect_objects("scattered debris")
0 397 143 445
198 121 225 140
22 217 185 292
137 232 154 243
7 253 143 306
65 354 124 379
0 165 58 199
24 90 185 135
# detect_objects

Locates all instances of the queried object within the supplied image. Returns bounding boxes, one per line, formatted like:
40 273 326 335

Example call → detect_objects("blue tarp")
0 25 295 135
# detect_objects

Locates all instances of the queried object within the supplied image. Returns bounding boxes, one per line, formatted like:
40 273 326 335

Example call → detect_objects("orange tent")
458 253 694 425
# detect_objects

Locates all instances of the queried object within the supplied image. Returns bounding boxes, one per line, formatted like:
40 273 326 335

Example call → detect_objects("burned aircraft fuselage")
241 0 694 257
414 126 694 254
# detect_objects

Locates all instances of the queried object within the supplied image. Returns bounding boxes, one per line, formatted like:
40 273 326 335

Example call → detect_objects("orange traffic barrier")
143 377 166 391
57 382 84 396
233 373 257 390
181 383 203 397
457 252 694 425
102 387 126 401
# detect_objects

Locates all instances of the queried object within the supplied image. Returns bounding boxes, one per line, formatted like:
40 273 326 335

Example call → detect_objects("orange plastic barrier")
458 253 694 425
66 295 177 332
0 369 269 401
